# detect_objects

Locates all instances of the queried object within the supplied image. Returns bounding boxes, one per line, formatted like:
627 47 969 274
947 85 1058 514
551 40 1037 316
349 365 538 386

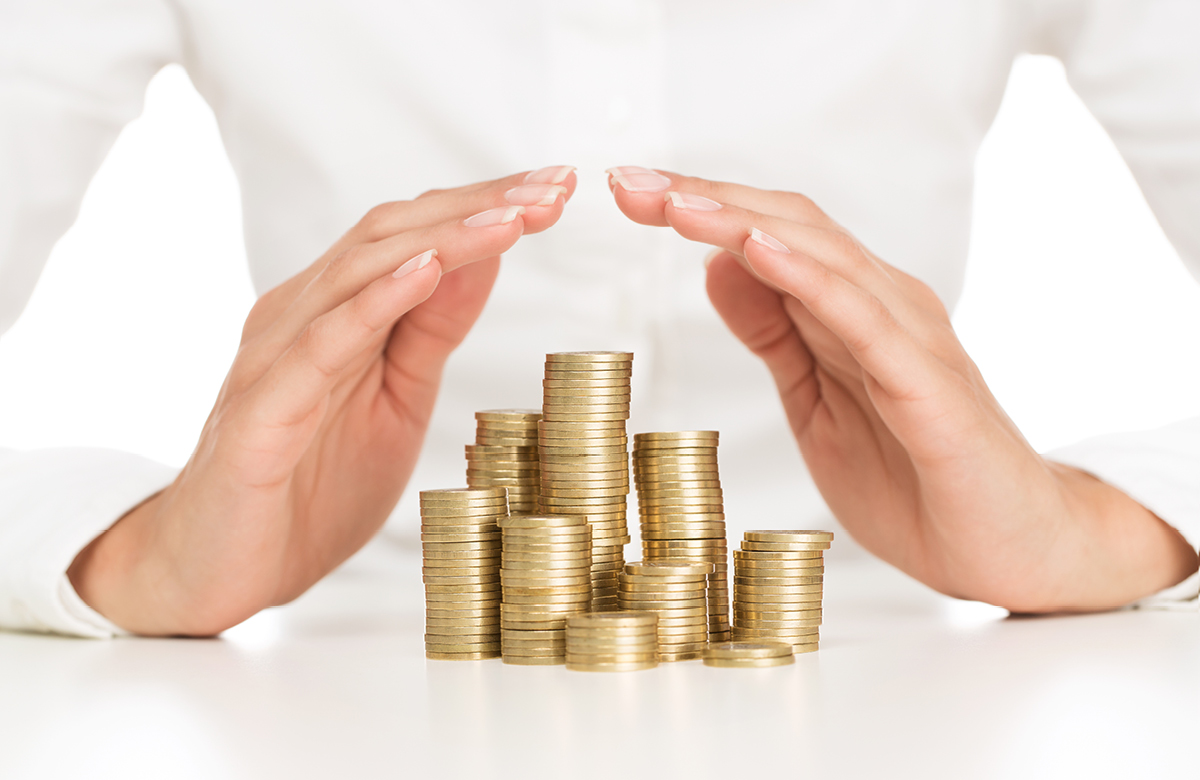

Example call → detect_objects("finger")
370 166 577 240
381 256 502 423
742 238 976 447
251 167 576 331
648 192 920 321
234 208 527 390
607 166 841 230
239 255 443 448
704 251 819 422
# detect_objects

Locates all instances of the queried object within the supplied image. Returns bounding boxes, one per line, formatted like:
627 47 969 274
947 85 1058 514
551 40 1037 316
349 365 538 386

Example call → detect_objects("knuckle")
358 201 403 239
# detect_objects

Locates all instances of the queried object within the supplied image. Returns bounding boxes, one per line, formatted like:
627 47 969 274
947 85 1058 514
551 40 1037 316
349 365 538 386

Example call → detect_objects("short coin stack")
732 530 833 653
618 560 713 662
538 352 634 611
499 514 593 665
702 641 795 668
420 488 508 660
565 611 659 672
632 431 730 641
467 410 542 515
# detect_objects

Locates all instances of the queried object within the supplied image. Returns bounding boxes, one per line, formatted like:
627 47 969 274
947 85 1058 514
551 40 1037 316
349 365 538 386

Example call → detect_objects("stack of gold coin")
498 514 593 665
474 408 541 448
468 410 541 514
618 560 713 661
420 488 508 660
538 351 633 611
632 431 730 641
565 611 659 672
732 530 833 653
702 641 795 668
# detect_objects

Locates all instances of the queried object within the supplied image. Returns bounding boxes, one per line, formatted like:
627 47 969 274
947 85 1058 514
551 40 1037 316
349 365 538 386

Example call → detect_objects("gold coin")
703 655 795 669
734 559 824 570
538 446 629 457
633 431 718 443
568 609 662 628
618 581 705 594
733 549 823 560
734 583 824 594
496 514 587 529
538 424 628 437
633 447 717 458
624 560 714 577
561 648 657 657
741 541 832 553
700 643 796 657
542 413 629 423
425 639 503 651
618 598 709 611
733 575 823 586
621 604 707 618
425 617 500 628
420 487 508 501
500 656 565 666
475 409 542 421
426 651 500 661
500 525 591 537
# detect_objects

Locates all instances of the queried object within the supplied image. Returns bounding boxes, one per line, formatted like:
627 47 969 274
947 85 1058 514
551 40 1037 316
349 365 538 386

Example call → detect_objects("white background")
1 55 1198 468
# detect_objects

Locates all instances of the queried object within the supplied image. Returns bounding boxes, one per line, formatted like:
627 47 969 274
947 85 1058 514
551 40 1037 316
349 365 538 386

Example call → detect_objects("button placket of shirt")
538 1 674 416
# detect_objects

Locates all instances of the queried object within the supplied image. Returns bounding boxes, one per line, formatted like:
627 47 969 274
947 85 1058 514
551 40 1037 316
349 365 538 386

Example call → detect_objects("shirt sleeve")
0 0 183 636
1033 0 1200 608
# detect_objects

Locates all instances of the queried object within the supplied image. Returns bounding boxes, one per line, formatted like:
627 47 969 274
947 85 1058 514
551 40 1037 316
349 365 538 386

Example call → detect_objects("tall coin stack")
498 514 593 665
420 488 508 660
538 352 634 611
467 409 542 515
631 431 730 641
618 560 713 662
565 611 659 672
731 530 833 653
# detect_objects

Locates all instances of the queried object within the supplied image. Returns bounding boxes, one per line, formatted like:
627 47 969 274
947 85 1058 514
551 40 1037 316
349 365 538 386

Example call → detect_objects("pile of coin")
565 611 659 672
420 488 508 660
632 431 730 641
499 514 593 665
618 560 712 661
467 410 542 515
538 352 633 611
732 530 833 653
702 641 795 668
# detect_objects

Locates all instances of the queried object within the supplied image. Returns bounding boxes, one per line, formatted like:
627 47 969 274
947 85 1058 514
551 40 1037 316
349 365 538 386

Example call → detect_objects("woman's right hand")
68 167 577 635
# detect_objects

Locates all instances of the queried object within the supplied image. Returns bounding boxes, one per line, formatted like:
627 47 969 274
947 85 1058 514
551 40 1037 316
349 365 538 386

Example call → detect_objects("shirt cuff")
0 447 178 637
1047 416 1200 612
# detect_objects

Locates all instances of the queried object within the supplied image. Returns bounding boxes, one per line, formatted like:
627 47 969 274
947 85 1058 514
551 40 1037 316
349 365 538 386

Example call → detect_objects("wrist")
1037 463 1198 611
67 491 173 635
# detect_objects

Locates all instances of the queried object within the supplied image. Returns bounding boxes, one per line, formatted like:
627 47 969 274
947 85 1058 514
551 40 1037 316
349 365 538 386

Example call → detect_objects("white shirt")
1 0 1197 637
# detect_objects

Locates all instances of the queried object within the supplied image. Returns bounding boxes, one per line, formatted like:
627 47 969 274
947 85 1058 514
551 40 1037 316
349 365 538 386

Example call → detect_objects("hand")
68 167 578 635
608 167 1198 611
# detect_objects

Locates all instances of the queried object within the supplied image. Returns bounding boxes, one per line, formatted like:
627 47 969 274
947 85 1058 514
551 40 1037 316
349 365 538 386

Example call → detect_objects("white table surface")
2 537 1196 780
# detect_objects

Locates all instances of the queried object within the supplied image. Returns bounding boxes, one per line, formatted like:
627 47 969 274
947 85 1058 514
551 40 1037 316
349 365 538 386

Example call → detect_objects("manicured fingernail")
703 248 723 269
393 249 437 279
464 205 525 227
607 166 672 193
750 228 790 253
505 184 567 207
664 191 722 211
524 166 575 185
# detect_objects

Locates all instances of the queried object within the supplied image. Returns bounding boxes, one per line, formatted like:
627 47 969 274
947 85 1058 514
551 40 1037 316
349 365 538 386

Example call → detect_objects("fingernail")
607 166 672 193
703 248 723 269
464 205 525 227
664 191 722 211
505 184 567 207
393 249 437 279
524 166 575 185
750 228 790 253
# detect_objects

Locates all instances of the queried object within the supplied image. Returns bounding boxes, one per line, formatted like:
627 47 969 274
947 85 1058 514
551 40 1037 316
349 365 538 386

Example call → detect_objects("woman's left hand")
608 167 1198 611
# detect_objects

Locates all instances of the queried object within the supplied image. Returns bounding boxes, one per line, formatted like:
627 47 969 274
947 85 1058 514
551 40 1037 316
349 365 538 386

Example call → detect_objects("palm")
273 259 500 600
